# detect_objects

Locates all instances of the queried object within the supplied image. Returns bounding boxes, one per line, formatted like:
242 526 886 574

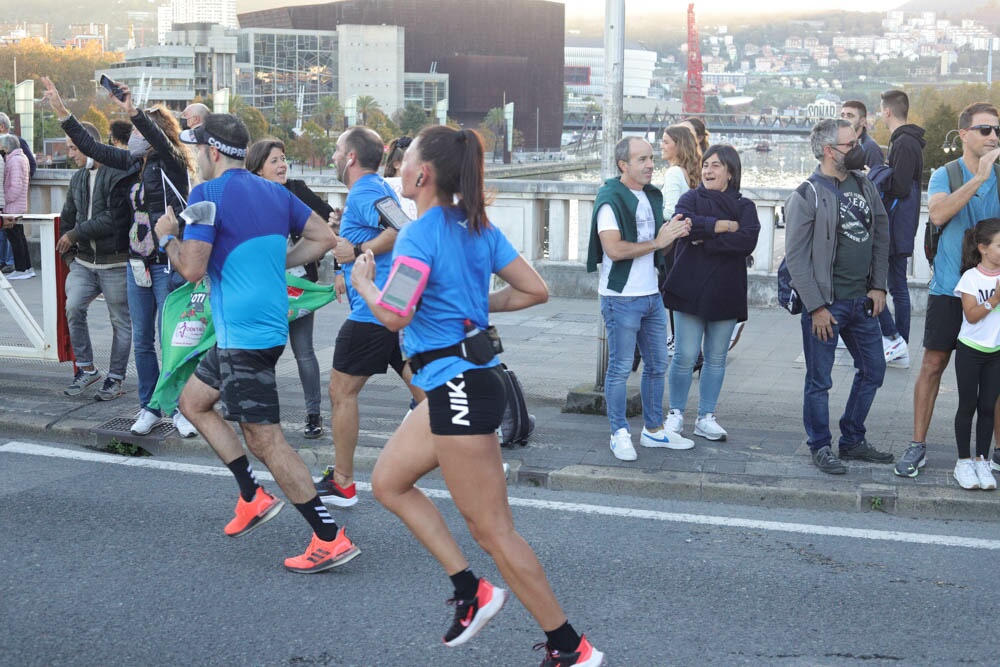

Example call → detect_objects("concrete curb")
9 418 998 521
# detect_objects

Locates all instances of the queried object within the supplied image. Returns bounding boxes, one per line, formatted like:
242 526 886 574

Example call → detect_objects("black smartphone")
99 74 127 102
864 297 875 317
374 196 412 231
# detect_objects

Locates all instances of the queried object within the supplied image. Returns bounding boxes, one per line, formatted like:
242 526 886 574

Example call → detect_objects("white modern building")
564 46 657 98
158 0 237 42
336 24 404 115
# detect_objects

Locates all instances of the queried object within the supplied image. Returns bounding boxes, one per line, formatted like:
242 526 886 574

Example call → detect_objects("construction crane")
683 3 705 114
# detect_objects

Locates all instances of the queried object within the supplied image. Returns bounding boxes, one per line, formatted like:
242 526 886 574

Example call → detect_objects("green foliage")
230 95 270 143
355 95 381 126
272 98 298 134
287 120 332 166
922 102 960 176
311 95 344 137
105 437 148 457
395 102 429 137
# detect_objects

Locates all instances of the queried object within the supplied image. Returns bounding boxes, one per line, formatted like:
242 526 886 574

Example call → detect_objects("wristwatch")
985 301 994 311
159 234 176 250
353 243 364 258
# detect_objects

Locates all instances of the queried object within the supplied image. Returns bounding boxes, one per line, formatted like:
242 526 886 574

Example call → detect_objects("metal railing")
0 214 59 361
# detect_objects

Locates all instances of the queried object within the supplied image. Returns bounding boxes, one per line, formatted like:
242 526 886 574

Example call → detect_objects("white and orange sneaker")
223 487 284 538
283 527 361 573
535 634 605 666
443 577 509 647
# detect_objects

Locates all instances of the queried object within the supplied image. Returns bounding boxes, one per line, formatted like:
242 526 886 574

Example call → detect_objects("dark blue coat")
663 185 760 322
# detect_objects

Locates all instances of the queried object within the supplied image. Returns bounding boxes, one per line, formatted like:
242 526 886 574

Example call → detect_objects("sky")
555 0 908 15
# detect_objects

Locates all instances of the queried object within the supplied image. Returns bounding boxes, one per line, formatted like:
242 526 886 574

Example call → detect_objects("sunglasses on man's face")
968 124 1000 137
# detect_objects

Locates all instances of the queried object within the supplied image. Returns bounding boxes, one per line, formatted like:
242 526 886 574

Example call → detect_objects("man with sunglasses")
784 118 892 475
899 102 1000 478
875 90 925 370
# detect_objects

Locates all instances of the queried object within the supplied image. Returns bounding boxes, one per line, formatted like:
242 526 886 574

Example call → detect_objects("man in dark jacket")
876 89 926 369
840 100 884 170
56 121 136 401
784 119 893 475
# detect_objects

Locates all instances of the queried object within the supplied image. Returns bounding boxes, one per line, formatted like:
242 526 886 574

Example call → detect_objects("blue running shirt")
184 169 312 349
393 205 520 391
339 173 401 324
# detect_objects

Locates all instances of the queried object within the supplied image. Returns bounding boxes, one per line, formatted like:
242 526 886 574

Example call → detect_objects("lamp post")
942 129 961 154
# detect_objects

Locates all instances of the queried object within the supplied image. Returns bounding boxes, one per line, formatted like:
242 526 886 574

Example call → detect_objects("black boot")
304 413 323 439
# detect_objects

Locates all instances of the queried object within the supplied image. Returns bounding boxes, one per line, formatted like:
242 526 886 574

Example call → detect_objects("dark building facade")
238 0 565 149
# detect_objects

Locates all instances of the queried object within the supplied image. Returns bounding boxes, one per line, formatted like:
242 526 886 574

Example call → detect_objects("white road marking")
4 441 999 550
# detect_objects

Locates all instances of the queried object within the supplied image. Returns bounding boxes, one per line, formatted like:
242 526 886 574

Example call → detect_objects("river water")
545 136 814 189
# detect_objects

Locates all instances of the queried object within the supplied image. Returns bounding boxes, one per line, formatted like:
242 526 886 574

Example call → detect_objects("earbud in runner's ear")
416 173 424 187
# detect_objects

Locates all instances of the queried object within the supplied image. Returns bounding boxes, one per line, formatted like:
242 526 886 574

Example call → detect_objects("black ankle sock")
226 455 259 502
449 568 478 600
293 496 339 541
545 622 581 654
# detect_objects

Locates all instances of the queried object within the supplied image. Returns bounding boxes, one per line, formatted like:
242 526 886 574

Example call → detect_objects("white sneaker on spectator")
131 408 161 435
665 409 684 434
7 268 35 280
173 412 198 438
953 459 981 490
887 351 910 369
694 413 728 441
883 336 908 362
973 459 997 490
610 428 637 461
641 426 694 450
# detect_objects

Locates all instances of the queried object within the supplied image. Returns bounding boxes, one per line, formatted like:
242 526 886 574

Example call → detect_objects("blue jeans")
0 230 13 265
876 253 910 341
65 262 132 379
800 297 886 451
669 311 736 416
127 262 173 414
600 294 668 433
288 312 322 414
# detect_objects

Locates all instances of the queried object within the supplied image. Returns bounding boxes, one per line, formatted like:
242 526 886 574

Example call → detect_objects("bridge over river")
563 110 821 136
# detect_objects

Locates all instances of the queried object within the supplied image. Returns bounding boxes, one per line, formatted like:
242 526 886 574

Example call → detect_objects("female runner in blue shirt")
350 125 603 667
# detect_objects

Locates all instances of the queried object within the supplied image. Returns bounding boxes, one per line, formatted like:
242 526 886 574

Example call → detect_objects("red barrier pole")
53 216 74 365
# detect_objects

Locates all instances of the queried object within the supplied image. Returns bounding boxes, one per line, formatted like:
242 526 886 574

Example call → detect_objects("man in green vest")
587 136 694 461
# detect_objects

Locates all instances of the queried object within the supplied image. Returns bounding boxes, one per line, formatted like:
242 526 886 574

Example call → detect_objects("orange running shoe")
535 634 605 667
283 527 361 574
223 487 285 538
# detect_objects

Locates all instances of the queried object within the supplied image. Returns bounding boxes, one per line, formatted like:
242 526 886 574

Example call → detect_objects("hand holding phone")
99 75 127 103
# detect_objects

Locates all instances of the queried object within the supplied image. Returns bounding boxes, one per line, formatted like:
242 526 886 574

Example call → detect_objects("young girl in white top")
951 218 1000 490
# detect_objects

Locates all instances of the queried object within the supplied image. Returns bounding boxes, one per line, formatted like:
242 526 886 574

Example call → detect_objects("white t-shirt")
382 176 419 220
596 189 658 297
954 265 1000 352
661 165 689 219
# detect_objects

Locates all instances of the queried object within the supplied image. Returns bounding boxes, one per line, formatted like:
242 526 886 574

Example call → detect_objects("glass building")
236 28 338 117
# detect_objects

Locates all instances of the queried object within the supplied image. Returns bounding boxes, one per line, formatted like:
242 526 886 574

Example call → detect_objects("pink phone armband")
376 256 430 316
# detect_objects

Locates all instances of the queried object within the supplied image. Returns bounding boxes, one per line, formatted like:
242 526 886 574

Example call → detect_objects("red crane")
683 3 705 114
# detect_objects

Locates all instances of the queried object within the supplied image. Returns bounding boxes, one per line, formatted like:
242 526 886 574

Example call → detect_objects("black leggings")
953 341 1000 459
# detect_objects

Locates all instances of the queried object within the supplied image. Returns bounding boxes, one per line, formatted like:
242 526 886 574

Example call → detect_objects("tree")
311 95 343 137
365 108 399 144
81 105 110 141
355 95 381 126
273 99 298 136
230 95 270 142
287 121 330 168
922 102 960 182
395 102 429 137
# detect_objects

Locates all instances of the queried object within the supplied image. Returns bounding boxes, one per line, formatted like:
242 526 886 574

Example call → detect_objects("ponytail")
414 126 492 233
962 218 1000 273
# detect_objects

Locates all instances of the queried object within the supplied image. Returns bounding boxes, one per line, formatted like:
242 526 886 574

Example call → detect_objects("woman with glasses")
42 76 197 437
246 137 342 439
662 144 760 443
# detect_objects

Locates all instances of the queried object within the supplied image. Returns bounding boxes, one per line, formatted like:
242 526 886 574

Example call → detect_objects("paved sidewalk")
1 276 996 520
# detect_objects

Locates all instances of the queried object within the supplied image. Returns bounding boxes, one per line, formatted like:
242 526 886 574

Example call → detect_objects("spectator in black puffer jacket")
42 75 198 437
57 120 139 402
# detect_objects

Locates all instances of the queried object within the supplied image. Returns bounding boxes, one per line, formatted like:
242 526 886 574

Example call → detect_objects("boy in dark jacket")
56 121 137 400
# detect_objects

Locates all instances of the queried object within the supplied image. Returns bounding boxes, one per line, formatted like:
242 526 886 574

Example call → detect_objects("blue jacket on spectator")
662 184 760 322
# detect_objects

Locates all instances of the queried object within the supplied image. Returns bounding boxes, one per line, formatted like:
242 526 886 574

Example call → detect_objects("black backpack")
925 160 1000 263
497 363 535 448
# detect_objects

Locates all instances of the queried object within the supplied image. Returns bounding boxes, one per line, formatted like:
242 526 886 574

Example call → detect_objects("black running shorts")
923 295 964 352
332 319 405 377
426 366 507 436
